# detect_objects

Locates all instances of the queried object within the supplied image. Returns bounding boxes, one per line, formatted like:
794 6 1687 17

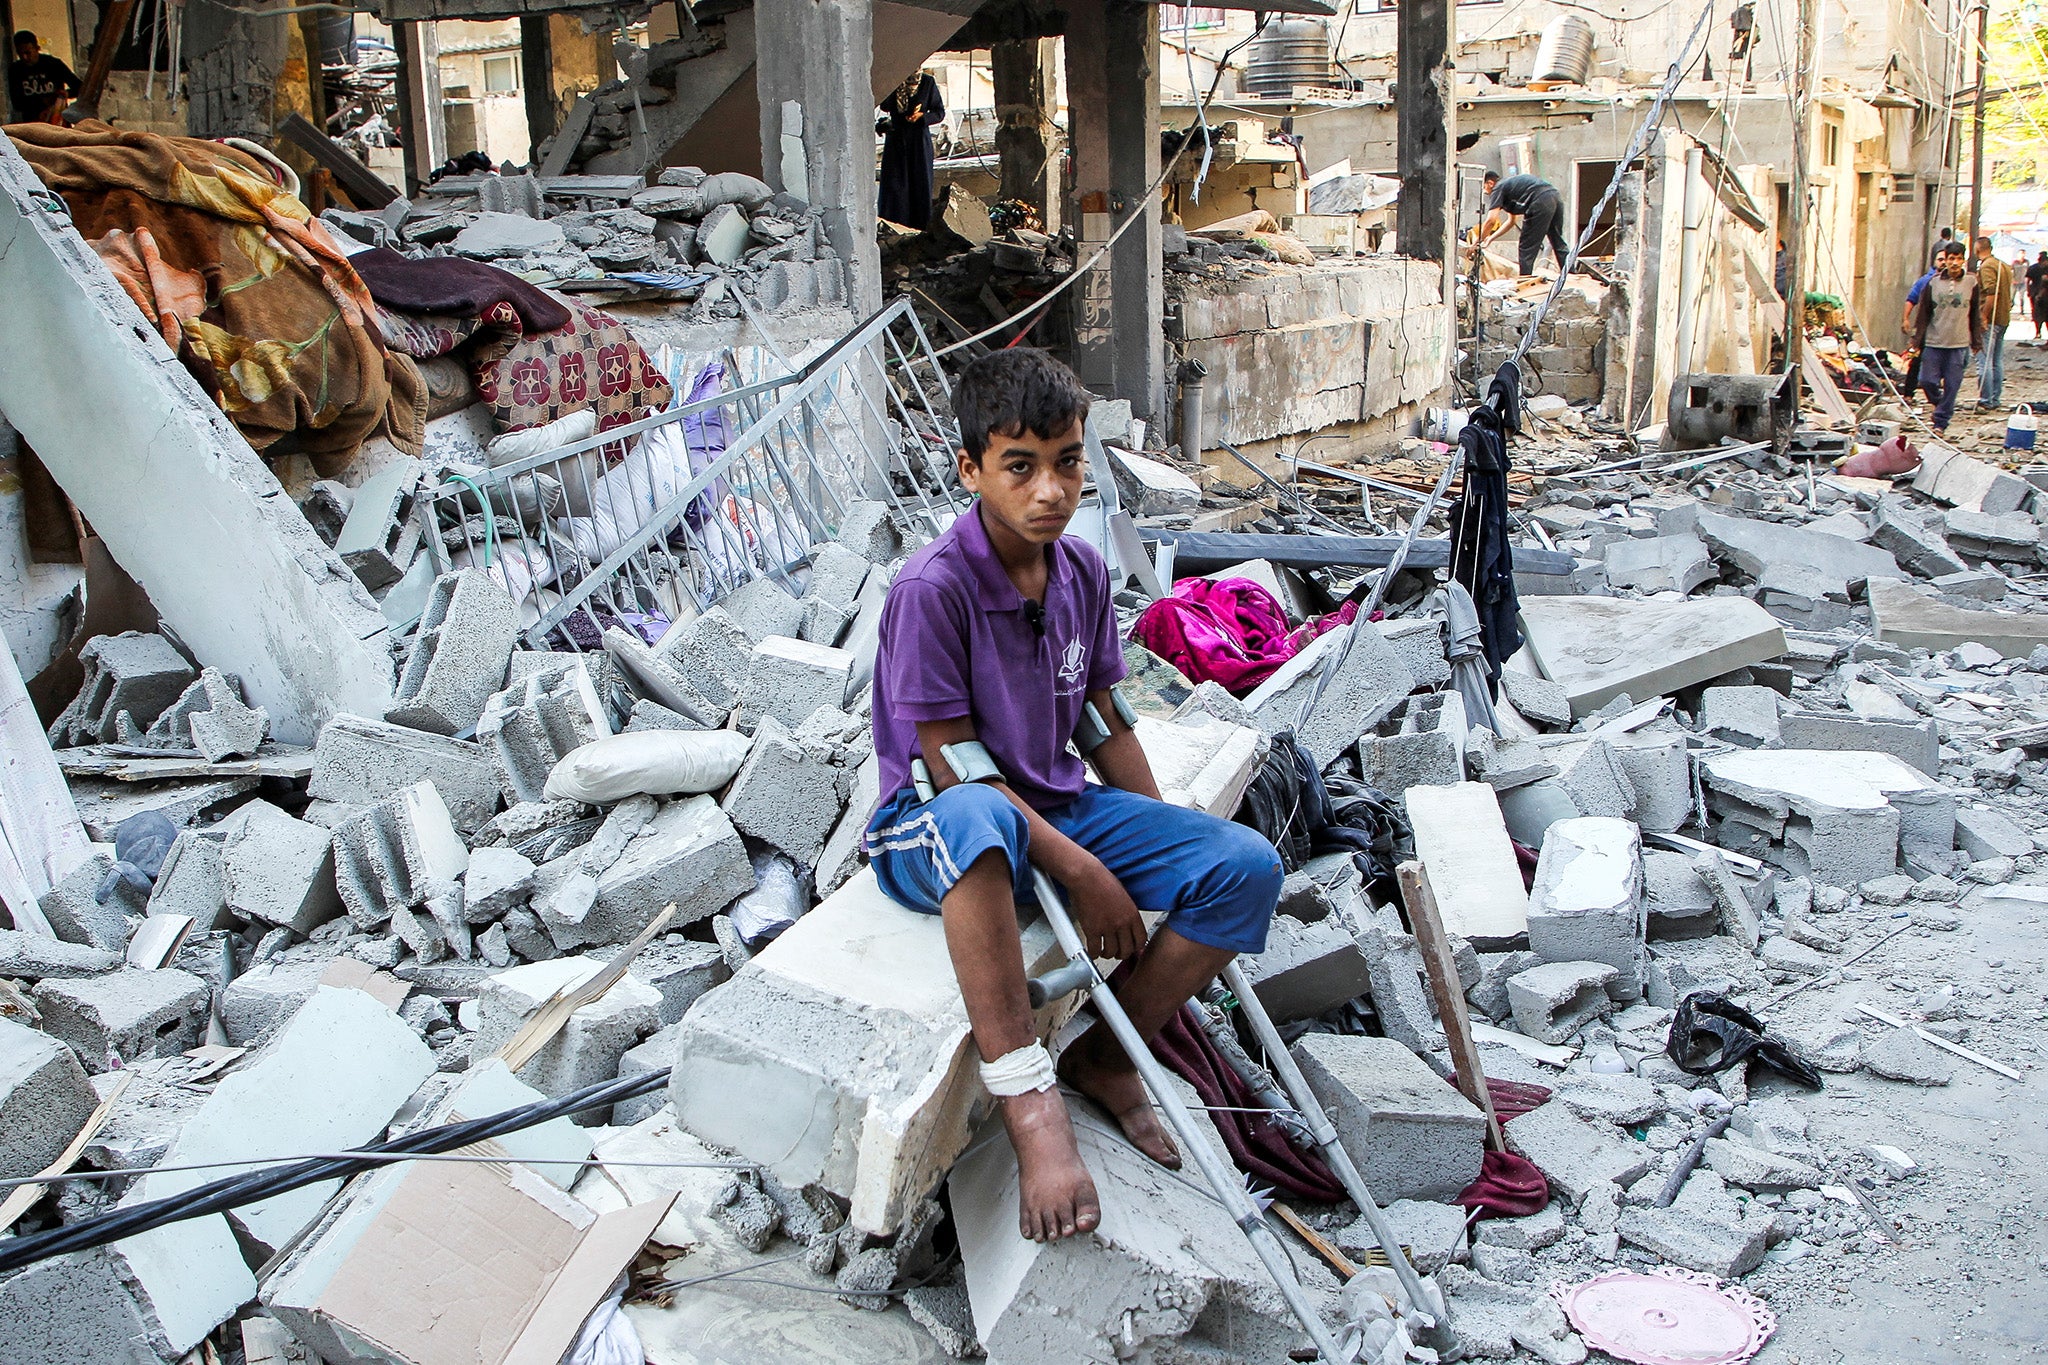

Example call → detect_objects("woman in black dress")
878 70 945 230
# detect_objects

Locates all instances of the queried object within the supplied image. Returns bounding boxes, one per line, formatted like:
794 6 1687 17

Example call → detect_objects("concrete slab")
1406 782 1529 946
1246 621 1416 768
669 868 1071 1234
1527 818 1646 999
1520 596 1787 717
950 1103 1306 1364
1293 1032 1486 1202
1700 748 1953 887
1911 443 2034 514
0 1015 98 1179
1504 1100 1653 1209
1131 713 1266 815
1870 579 2048 657
1603 533 1714 594
1692 509 1904 597
0 139 394 742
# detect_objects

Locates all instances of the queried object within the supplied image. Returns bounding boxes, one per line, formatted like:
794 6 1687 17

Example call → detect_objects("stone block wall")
1474 277 1610 405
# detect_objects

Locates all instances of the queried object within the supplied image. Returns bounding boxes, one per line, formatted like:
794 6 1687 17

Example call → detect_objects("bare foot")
997 1088 1101 1242
1058 1029 1181 1170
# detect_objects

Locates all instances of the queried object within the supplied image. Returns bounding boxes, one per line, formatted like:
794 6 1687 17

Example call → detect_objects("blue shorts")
863 783 1280 955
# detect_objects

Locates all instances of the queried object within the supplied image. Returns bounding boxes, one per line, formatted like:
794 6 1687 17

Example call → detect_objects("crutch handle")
1026 958 1095 1009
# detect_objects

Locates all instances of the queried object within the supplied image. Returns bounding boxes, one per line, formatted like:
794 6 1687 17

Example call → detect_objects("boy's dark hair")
1483 170 1499 184
13 31 35 46
951 348 1092 461
1937 241 1966 259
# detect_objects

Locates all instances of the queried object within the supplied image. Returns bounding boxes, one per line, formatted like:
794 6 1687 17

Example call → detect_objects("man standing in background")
1911 242 1984 434
1973 236 2013 410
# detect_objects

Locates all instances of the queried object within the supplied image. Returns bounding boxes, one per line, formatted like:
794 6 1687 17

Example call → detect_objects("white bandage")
978 1042 1057 1097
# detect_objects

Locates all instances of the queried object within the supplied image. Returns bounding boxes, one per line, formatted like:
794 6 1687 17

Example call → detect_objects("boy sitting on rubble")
863 349 1283 1243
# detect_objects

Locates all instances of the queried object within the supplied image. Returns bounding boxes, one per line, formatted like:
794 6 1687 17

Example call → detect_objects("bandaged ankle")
978 1042 1057 1097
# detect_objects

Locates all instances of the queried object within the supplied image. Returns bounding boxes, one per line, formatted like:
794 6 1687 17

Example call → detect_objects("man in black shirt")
10 32 79 124
1477 171 1571 276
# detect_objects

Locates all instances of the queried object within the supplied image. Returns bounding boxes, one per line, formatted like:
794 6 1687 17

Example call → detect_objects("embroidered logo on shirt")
1057 637 1088 693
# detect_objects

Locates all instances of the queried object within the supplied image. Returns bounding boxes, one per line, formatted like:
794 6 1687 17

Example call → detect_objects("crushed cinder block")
385 569 522 736
1641 852 1719 939
37 851 141 953
219 955 334 1045
308 713 503 832
1499 668 1573 729
1358 923 1445 1053
1519 596 1787 718
1467 949 1541 1023
1246 621 1416 768
0 1233 250 1363
48 631 197 747
1703 1135 1824 1192
538 795 753 949
950 1103 1304 1365
0 1015 99 1179
1603 533 1713 594
1867 499 1969 579
1605 726 1690 833
1406 782 1529 947
334 454 426 591
1700 748 1954 888
633 935 729 1024
462 845 536 923
1552 739 1637 819
133 666 269 760
475 656 611 803
671 869 1071 1234
331 782 470 934
217 800 343 935
1617 1170 1772 1276
1239 914 1373 1023
837 500 909 564
736 635 855 733
815 751 879 897
1380 616 1452 689
1358 690 1467 793
1504 1101 1653 1209
31 968 210 1072
723 716 849 864
471 956 660 1124
1293 1033 1485 1202
722 576 808 643
1778 710 1939 777
657 606 753 719
1527 817 1646 1001
1506 960 1618 1044
1699 685 1781 748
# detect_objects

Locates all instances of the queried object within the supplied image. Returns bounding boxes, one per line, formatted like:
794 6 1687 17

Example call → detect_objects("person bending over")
1476 170 1570 277
863 348 1282 1242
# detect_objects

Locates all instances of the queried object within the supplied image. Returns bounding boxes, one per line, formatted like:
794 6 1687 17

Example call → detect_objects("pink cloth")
1133 577 1300 694
1836 434 1919 479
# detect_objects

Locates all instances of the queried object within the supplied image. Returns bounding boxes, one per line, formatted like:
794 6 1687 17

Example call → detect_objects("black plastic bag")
1667 991 1823 1089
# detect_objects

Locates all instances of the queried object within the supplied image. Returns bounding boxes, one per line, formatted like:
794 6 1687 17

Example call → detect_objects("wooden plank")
1802 349 1856 424
53 746 314 783
0 641 89 933
495 905 677 1073
278 113 399 211
1397 860 1504 1151
1272 1203 1357 1278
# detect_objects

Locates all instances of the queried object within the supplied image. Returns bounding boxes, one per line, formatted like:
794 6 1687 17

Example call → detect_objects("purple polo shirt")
871 501 1127 812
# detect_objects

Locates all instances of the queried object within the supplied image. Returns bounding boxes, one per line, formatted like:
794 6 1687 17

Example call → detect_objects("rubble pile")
325 165 851 319
1473 276 1610 404
6 342 2048 1363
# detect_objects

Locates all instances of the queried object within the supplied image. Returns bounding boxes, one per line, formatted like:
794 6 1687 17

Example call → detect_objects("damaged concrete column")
1065 0 1164 419
992 37 1062 236
394 21 446 194
754 0 881 316
0 139 394 743
1395 0 1454 264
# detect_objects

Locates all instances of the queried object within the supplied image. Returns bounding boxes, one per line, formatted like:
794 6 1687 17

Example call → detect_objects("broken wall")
0 137 394 743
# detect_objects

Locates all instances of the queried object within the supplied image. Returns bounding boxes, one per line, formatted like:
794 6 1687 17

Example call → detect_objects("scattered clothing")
349 247 571 334
1233 732 1412 903
1131 576 1351 696
877 71 945 230
1448 363 1524 681
11 122 424 461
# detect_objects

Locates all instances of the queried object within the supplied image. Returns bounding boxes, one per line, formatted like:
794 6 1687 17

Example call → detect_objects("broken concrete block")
136 666 269 760
1606 727 1690 833
36 851 139 953
333 455 425 592
1519 596 1787 718
1554 739 1637 819
1358 690 1467 793
385 570 521 736
1379 616 1452 690
1867 500 1969 579
1334 1197 1470 1274
1616 1170 1771 1276
308 713 503 832
1246 621 1416 768
1862 1026 1954 1085
0 927 121 979
1954 805 2033 860
1870 578 2048 657
1641 852 1719 938
722 576 809 643
1499 668 1573 729
462 844 536 923
804 542 873 610
723 716 848 865
1131 713 1266 816
1778 710 1939 777
1699 685 1781 748
452 211 567 257
141 828 231 931
219 955 334 1045
611 1019 683 1127
1239 914 1373 1023
49 631 196 747
815 752 879 897
1357 922 1445 1052
1527 818 1646 1000
950 1100 1303 1365
1406 782 1529 947
31 968 209 1071
0 1236 247 1364
331 781 470 930
658 607 755 716
1293 1033 1486 1202
1439 1265 1539 1360
736 635 854 733
1702 1136 1824 1192
539 795 753 946
475 956 662 1122
1700 748 1953 888
1943 507 2043 560
633 935 729 1024
1911 442 2033 515
1504 1100 1653 1209
837 500 909 564
219 800 343 935
1506 961 1618 1044
0 1015 98 1179
475 656 610 804
670 869 1071 1234
1603 534 1713 594
147 985 434 1254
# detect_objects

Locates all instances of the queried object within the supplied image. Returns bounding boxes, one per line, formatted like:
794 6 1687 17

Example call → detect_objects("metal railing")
414 299 967 650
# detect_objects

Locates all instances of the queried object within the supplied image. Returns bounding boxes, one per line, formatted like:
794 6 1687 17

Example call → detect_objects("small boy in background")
863 349 1282 1243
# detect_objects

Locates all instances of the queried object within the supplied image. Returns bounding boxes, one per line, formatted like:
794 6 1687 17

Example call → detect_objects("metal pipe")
1029 869 1349 1362
1221 961 1444 1325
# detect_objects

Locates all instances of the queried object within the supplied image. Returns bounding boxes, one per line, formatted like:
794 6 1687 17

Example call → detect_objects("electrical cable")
0 1066 673 1275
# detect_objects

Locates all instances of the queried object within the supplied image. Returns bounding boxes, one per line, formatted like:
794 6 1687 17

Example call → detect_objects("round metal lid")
1553 1268 1777 1365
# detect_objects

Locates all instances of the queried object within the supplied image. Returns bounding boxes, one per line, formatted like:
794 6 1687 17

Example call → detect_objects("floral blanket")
10 122 423 461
